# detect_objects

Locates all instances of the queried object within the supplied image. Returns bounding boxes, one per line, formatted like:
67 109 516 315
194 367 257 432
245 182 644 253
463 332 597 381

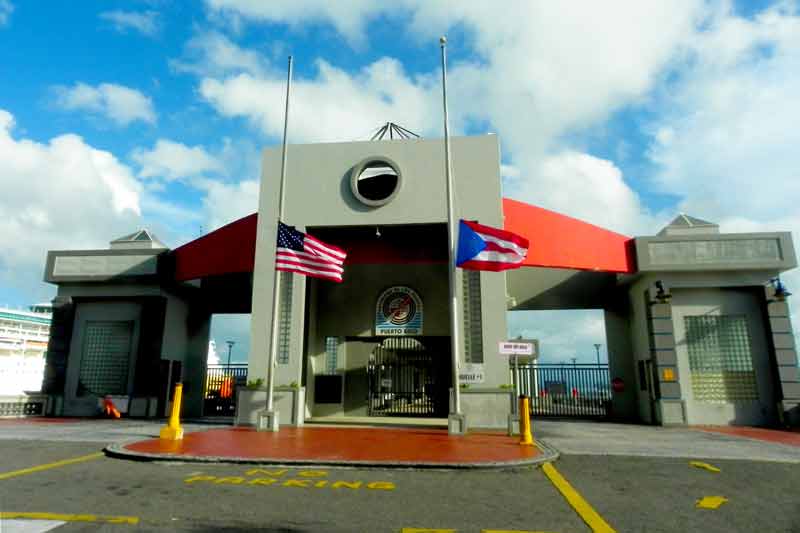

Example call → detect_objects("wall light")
769 277 791 302
653 280 672 304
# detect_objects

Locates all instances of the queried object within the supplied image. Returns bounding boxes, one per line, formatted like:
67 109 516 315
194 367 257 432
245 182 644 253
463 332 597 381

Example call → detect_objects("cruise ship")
0 303 52 395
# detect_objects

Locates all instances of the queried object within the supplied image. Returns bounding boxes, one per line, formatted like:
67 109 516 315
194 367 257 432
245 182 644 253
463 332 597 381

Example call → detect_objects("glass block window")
78 321 133 396
685 315 758 403
462 270 484 363
277 273 293 364
325 336 339 374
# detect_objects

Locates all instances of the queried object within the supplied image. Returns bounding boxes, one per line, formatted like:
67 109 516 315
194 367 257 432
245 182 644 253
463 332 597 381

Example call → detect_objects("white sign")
380 378 393 389
459 363 485 384
499 341 537 356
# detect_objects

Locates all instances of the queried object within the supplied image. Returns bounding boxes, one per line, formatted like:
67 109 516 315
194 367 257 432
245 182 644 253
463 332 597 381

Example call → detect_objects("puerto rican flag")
456 220 529 271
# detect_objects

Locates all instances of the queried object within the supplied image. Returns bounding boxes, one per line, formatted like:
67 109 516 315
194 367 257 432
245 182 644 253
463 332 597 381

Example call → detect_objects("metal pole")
226 340 235 372
594 343 602 366
265 55 293 416
440 36 462 420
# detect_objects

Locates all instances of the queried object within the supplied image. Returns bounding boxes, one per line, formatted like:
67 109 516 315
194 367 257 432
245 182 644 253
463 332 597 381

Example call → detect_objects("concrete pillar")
182 308 211 418
764 285 800 426
42 295 75 414
645 283 686 425
604 306 637 421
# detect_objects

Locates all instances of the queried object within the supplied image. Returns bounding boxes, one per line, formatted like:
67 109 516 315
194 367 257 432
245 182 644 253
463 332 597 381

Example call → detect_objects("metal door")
367 337 450 417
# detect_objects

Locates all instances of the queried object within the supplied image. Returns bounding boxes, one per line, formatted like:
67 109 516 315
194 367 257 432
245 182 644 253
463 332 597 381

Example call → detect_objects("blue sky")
1 1 798 364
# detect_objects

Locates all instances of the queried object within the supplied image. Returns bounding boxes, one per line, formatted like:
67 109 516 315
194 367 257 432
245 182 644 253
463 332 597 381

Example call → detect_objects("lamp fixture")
375 226 381 238
769 277 791 302
654 280 672 304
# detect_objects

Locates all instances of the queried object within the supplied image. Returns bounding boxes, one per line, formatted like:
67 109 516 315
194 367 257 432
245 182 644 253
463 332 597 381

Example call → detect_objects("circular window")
350 157 402 207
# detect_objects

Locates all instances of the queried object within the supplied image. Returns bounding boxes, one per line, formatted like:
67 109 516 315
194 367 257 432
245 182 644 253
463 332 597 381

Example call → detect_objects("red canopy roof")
171 199 636 282
502 198 636 273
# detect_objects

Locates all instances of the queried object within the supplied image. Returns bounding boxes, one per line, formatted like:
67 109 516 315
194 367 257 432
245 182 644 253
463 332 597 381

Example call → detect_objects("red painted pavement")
694 426 800 448
124 426 540 465
0 417 84 424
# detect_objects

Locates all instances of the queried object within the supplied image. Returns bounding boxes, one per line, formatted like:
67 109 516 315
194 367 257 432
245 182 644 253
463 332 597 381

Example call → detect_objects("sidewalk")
106 425 556 468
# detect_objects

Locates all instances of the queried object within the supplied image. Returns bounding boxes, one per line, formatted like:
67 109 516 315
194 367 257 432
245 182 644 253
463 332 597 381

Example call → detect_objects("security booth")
40 134 799 429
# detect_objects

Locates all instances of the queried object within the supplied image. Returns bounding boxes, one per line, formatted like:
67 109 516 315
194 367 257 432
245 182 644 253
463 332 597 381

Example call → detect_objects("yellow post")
159 383 184 440
519 395 534 446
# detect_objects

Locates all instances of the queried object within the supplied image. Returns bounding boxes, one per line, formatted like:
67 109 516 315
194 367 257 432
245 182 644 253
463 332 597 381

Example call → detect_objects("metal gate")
203 364 248 416
514 363 611 418
367 337 450 417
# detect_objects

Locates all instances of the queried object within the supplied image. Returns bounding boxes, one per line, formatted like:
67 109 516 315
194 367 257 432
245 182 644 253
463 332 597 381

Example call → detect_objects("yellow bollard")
159 383 184 440
519 395 534 446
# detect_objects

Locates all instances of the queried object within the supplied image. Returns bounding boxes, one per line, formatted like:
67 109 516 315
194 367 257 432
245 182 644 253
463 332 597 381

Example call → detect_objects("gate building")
40 134 799 429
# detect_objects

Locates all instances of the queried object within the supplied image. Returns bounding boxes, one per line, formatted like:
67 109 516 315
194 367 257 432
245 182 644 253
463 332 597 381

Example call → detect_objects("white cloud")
171 31 268 77
100 10 160 37
648 3 800 227
205 0 390 47
133 139 225 181
0 109 143 300
505 151 661 236
200 57 440 143
0 0 12 26
195 178 260 231
54 82 157 126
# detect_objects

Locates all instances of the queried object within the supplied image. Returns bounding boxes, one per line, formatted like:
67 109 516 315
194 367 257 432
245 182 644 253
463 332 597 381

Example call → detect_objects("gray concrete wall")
604 307 638 421
625 271 787 426
249 135 508 419
49 283 209 418
671 287 777 426
635 232 796 272
62 301 142 416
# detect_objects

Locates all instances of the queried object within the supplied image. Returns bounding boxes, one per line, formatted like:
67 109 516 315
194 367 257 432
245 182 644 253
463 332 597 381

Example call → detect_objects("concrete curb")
104 438 560 470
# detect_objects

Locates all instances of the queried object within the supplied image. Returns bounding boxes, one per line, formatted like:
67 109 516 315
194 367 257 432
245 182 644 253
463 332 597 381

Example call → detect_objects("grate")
77 321 133 396
685 315 758 403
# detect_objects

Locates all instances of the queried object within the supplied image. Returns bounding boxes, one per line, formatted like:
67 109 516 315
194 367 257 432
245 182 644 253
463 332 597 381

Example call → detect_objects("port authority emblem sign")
375 286 423 336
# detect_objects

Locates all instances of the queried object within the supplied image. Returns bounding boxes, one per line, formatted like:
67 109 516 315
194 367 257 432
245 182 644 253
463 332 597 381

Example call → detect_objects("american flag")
275 222 346 282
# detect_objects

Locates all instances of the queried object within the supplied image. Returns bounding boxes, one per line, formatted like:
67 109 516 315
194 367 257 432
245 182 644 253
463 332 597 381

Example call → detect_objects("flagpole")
440 36 465 434
259 55 292 432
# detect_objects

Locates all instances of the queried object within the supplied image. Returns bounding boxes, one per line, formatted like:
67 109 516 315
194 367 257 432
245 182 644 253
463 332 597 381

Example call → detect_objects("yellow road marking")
0 512 138 524
690 461 721 473
696 496 728 509
483 530 557 532
541 462 616 533
401 529 456 533
0 452 103 480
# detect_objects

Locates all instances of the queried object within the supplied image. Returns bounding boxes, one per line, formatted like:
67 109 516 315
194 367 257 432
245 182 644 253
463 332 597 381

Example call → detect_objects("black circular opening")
355 162 399 202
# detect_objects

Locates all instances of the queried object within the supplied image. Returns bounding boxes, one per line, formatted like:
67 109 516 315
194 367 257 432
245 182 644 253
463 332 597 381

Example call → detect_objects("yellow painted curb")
541 462 616 533
0 512 138 524
0 452 103 480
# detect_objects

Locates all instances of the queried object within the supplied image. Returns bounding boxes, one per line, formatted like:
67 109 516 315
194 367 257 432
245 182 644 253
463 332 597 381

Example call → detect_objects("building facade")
39 135 799 428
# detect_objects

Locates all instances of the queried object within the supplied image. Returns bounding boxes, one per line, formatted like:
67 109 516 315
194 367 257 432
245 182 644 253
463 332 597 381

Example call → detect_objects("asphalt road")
1 439 799 532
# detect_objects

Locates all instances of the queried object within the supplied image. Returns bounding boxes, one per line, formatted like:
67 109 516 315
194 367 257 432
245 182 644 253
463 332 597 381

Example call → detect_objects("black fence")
513 363 611 418
203 364 248 416
367 337 450 417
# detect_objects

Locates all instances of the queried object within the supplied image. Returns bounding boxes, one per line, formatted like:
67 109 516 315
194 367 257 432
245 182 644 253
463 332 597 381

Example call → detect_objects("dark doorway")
367 336 451 417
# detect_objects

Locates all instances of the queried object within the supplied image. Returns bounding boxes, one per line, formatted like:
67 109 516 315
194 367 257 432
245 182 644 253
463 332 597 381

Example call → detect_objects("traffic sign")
499 339 538 356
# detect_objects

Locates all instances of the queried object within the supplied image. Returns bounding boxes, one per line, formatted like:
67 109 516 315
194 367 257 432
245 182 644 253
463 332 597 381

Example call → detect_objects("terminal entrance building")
40 134 799 428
